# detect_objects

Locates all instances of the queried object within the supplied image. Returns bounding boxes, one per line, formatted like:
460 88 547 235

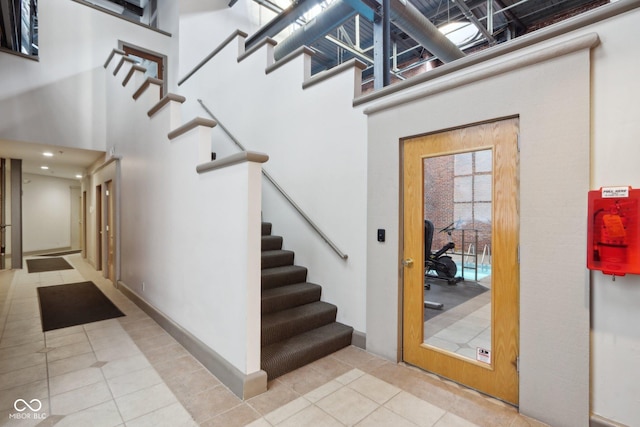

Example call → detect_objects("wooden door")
96 185 102 271
106 180 115 282
402 117 520 404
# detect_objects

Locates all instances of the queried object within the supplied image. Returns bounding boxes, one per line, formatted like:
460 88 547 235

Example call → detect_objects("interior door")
402 117 520 404
106 180 115 282
96 184 102 271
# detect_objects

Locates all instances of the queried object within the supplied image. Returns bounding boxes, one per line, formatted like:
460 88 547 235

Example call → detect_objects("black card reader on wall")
377 229 386 242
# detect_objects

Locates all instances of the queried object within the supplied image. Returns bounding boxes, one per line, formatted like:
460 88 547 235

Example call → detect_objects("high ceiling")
252 0 609 82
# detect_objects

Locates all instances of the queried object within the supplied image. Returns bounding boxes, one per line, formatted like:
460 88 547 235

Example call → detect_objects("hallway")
0 255 546 426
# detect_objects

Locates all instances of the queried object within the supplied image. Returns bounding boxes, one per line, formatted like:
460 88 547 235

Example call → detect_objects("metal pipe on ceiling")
273 0 357 61
273 0 465 64
389 0 465 62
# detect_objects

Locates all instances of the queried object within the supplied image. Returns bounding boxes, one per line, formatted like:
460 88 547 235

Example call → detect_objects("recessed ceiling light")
43 152 53 157
40 166 49 170
75 174 83 179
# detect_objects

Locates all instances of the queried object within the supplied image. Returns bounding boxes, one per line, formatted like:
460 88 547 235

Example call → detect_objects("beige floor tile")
334 368 365 385
52 400 123 427
45 331 89 348
385 391 447 427
49 367 104 396
115 382 178 421
101 353 151 379
356 406 419 427
201 403 262 427
277 404 343 427
316 385 378 425
0 379 48 411
50 380 113 415
164 367 221 399
434 412 480 427
277 364 334 395
304 380 343 403
247 379 300 416
154 354 203 380
245 417 272 427
331 346 380 368
107 366 163 398
44 325 85 340
0 363 47 391
89 332 135 352
0 340 46 361
0 331 44 349
131 331 176 352
47 352 98 377
264 396 311 425
125 402 197 427
46 340 94 362
348 374 401 404
0 351 46 374
181 385 242 424
93 339 141 362
308 354 353 378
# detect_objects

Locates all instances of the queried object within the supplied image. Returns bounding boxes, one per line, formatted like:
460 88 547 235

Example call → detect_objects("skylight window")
439 21 481 47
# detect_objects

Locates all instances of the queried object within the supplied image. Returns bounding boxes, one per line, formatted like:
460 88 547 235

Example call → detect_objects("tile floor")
0 254 548 427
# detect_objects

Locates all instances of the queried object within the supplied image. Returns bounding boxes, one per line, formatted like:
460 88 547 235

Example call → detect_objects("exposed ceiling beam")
451 0 496 45
245 0 321 50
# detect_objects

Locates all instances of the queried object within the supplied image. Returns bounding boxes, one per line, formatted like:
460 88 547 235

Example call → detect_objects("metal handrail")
198 99 348 261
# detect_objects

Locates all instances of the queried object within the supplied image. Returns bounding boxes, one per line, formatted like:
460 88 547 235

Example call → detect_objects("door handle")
402 258 414 267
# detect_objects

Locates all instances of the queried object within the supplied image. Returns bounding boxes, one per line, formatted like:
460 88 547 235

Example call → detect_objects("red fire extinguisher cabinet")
588 187 640 276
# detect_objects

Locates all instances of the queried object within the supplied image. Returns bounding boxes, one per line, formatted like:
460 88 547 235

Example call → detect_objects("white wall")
365 4 640 426
22 173 79 252
178 35 369 334
177 0 257 79
0 0 176 151
589 6 640 425
102 57 263 376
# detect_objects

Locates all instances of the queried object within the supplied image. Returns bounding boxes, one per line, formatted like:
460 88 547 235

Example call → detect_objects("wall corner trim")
167 117 217 140
113 55 137 76
132 77 163 100
116 281 268 399
363 32 600 116
123 65 147 87
147 93 187 118
265 46 315 75
104 48 126 68
590 414 630 427
303 58 367 90
196 151 269 174
238 37 277 63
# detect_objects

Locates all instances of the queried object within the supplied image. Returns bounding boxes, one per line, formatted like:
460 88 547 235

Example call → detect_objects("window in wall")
0 0 38 56
120 43 166 97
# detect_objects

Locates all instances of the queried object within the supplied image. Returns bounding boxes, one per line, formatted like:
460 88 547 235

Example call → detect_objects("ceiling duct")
389 0 465 62
273 0 464 64
273 0 357 62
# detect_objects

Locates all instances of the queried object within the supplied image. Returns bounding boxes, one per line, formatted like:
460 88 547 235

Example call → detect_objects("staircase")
261 222 353 379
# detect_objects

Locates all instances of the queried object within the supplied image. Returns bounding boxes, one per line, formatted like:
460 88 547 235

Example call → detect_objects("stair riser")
262 306 338 346
262 285 322 315
261 325 353 379
261 267 308 290
261 251 295 269
261 223 272 236
261 235 283 251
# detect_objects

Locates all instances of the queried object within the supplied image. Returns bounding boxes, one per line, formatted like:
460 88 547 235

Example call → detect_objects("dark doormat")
27 257 74 273
424 279 489 322
37 281 125 331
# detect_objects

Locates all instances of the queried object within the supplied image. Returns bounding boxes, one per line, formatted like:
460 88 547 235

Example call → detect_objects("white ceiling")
0 139 105 181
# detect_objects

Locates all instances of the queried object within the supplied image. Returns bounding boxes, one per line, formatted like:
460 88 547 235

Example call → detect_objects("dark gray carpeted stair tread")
262 301 337 346
261 235 283 251
262 265 308 290
262 283 322 314
262 322 353 379
262 250 295 269
262 222 272 236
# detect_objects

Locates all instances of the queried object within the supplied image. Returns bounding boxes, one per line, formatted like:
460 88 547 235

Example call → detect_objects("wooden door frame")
401 117 520 404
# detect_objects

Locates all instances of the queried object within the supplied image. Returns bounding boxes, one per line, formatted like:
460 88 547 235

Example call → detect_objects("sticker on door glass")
476 347 491 364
